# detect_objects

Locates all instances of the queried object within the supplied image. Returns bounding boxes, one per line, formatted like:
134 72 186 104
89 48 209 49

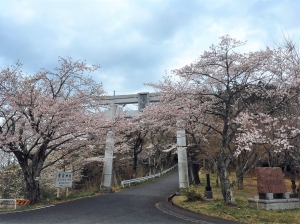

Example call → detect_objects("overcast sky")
0 0 299 96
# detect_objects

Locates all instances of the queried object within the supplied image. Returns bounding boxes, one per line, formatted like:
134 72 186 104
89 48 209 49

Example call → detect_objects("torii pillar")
100 104 117 192
177 121 189 189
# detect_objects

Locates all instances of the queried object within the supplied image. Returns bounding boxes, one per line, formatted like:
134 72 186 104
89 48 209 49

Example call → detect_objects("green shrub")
40 186 56 199
182 188 203 201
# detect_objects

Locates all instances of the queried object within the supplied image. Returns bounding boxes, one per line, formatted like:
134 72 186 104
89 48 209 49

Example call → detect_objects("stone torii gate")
100 92 189 192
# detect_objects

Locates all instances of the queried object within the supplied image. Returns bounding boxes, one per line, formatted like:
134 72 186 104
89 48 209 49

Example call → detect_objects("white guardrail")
0 199 16 210
121 164 177 188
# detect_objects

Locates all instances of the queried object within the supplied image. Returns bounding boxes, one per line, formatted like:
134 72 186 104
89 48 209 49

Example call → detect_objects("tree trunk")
218 163 236 206
23 171 40 204
14 149 46 205
133 152 138 175
132 135 143 176
236 170 244 190
148 156 152 175
215 174 219 187
192 163 200 184
188 163 193 183
237 176 244 190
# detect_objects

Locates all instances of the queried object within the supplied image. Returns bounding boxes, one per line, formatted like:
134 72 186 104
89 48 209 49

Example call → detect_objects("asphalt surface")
0 169 239 224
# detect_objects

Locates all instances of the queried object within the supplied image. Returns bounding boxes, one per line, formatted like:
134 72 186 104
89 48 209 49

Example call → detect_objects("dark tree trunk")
133 152 138 175
237 176 244 190
192 163 200 184
18 163 43 204
236 169 244 190
132 133 144 176
215 172 219 187
14 147 46 205
188 163 193 183
24 175 40 204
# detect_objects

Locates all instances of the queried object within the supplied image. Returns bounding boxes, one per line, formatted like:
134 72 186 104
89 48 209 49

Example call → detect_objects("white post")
101 104 117 192
177 120 189 189
56 188 60 198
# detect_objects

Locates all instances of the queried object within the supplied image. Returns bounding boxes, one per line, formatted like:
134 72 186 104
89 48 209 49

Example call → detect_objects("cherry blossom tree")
147 127 177 174
113 113 150 176
0 57 110 204
147 35 300 205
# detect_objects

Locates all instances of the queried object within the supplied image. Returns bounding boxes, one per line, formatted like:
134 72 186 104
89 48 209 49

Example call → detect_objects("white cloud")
1 0 36 24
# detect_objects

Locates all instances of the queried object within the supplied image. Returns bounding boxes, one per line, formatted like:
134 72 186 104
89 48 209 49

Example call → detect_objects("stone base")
99 187 114 193
248 198 300 210
259 192 290 200
205 191 213 199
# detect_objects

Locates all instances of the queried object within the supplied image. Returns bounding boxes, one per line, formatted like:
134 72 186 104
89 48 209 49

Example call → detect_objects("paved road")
0 169 238 224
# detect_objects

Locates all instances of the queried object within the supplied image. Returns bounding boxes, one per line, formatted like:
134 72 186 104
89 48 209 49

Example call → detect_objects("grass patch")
173 172 300 224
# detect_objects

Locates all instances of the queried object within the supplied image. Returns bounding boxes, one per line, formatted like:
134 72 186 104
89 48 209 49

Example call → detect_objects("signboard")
55 172 73 188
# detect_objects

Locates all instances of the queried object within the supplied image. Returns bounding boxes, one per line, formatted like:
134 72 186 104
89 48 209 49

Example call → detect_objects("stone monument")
248 167 300 210
256 167 289 199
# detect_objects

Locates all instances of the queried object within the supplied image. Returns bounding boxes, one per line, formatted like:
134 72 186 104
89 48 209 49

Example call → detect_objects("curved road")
0 169 238 224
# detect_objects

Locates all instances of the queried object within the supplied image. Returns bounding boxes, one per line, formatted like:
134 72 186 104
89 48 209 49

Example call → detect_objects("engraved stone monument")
248 167 300 210
256 167 288 200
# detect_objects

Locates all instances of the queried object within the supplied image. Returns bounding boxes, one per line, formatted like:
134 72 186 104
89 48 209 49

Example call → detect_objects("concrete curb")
167 193 176 204
164 192 241 224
